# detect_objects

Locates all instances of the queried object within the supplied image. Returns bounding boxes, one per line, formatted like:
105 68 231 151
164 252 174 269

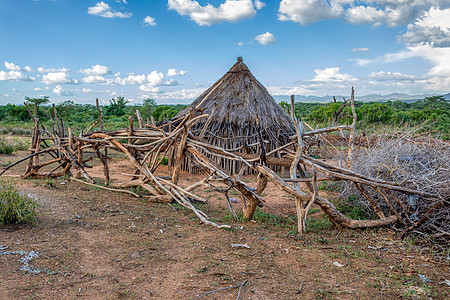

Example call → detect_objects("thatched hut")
171 57 295 174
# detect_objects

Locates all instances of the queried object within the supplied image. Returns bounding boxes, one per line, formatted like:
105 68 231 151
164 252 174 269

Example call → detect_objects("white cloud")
368 71 417 81
0 70 34 81
115 0 128 4
143 16 157 26
351 50 419 66
5 61 32 72
168 0 260 26
88 1 132 18
351 47 370 52
278 0 450 27
167 69 178 77
37 67 70 73
238 42 244 46
278 0 342 25
80 64 112 76
166 69 187 76
82 75 106 84
402 7 450 48
147 71 164 85
312 67 355 83
42 72 79 84
255 0 266 10
255 32 276 45
53 85 74 96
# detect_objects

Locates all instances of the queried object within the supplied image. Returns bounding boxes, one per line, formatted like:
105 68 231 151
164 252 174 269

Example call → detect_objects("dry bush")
339 127 449 247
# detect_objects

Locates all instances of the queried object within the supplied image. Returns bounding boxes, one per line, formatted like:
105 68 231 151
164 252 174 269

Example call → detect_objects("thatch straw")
173 57 295 174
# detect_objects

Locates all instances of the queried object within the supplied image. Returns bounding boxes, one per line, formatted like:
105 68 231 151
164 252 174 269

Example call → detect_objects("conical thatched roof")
176 57 294 141
172 57 295 174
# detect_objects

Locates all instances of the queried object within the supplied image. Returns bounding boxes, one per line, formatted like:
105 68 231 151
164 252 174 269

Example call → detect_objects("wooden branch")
354 183 386 219
70 177 140 197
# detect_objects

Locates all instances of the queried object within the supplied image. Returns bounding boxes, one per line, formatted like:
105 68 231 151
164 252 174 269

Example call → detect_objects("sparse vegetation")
0 180 40 225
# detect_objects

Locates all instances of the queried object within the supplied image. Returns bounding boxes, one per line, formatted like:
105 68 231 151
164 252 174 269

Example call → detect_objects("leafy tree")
24 96 50 118
106 97 129 116
358 103 392 123
142 98 157 118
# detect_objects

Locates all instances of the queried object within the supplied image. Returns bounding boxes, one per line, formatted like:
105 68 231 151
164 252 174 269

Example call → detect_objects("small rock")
333 262 345 267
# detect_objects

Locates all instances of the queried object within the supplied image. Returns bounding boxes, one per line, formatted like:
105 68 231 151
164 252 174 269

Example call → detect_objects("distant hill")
274 92 449 103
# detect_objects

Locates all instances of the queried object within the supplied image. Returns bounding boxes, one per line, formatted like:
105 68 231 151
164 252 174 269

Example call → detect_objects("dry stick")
172 127 188 185
385 189 413 223
354 182 386 219
185 176 211 192
52 103 62 137
374 187 407 225
159 178 208 203
289 95 308 234
346 87 357 169
96 98 109 184
90 133 227 228
60 147 95 183
85 118 100 135
110 179 158 195
198 103 217 139
254 165 398 228
185 146 264 217
135 109 144 128
303 165 318 219
70 177 139 197
300 157 437 198
0 146 60 177
400 200 444 238
283 177 336 182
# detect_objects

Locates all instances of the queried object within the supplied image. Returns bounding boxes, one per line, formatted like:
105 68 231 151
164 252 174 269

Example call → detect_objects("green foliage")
308 102 353 124
358 103 393 123
307 215 334 233
141 98 157 118
25 96 50 119
0 180 40 225
152 105 184 122
0 139 15 154
106 97 129 117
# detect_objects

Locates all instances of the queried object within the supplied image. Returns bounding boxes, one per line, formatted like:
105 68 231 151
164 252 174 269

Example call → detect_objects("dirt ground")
1 149 449 299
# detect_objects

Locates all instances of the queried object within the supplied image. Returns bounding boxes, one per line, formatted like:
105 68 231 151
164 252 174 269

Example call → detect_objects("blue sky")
0 0 449 105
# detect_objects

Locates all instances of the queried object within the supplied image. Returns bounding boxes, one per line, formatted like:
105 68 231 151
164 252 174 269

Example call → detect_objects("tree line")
1 95 448 136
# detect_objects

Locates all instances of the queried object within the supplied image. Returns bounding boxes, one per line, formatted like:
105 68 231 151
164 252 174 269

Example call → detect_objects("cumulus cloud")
166 69 187 76
255 32 276 45
88 1 132 18
0 70 34 81
278 0 342 25
80 64 112 76
278 0 450 27
5 61 32 72
167 69 178 77
312 67 355 83
402 7 450 47
53 85 74 96
42 72 79 84
351 47 370 52
37 67 70 73
82 75 107 84
168 0 262 26
143 16 157 26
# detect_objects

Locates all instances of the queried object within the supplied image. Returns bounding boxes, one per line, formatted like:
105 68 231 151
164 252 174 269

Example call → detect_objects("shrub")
0 139 15 154
0 180 40 225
